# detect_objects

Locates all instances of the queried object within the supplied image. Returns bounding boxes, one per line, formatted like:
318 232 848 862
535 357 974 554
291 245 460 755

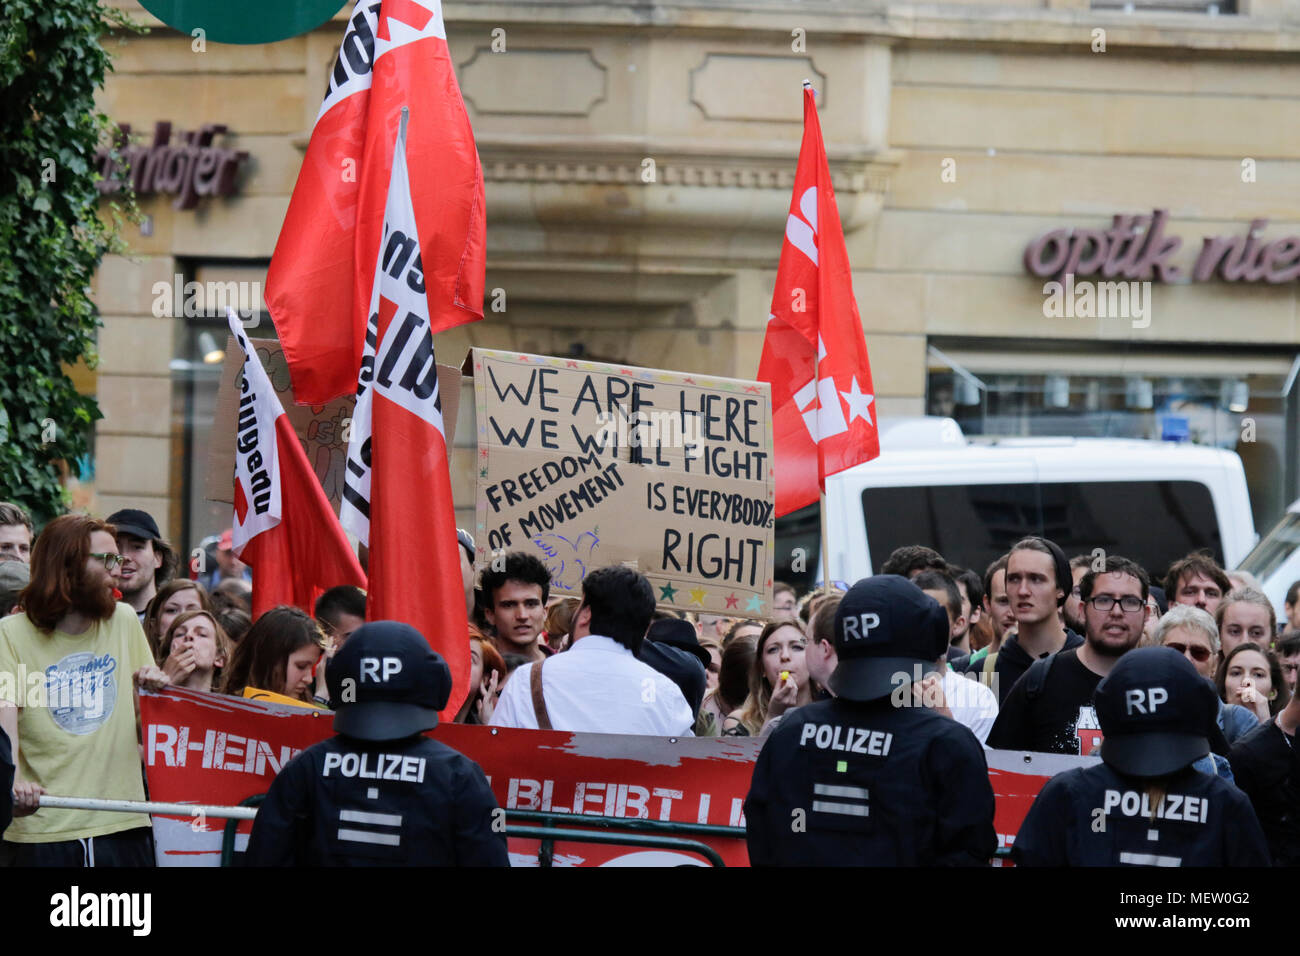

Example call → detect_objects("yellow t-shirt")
0 604 156 843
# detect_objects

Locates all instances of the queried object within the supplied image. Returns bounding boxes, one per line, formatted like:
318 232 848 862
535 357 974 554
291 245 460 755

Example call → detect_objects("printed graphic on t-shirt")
46 651 117 735
1074 705 1103 756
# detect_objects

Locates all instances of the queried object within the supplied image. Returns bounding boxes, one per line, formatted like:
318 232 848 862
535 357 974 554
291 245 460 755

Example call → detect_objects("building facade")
89 0 1300 555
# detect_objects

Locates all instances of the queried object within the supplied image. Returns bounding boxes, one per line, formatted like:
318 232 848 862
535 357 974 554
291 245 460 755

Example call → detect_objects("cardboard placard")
207 335 459 512
468 349 775 617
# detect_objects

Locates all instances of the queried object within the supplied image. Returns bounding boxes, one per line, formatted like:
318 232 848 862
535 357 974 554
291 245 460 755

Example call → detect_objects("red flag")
226 310 367 622
339 116 470 720
758 86 880 517
266 0 484 405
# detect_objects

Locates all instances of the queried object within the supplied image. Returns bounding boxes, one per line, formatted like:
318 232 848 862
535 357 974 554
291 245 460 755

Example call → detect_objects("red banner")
140 688 1092 866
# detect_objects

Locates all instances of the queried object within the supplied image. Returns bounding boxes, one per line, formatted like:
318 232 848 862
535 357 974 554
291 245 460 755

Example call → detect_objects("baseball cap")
1094 646 1217 777
106 508 161 542
326 621 452 741
828 575 951 702
646 617 712 669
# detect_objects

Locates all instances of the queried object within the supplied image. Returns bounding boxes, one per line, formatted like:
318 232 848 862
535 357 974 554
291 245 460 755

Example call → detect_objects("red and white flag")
226 309 367 623
758 86 880 517
266 0 485 405
339 115 470 719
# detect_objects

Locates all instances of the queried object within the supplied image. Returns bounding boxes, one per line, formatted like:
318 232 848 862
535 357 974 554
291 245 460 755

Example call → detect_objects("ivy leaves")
0 1 141 522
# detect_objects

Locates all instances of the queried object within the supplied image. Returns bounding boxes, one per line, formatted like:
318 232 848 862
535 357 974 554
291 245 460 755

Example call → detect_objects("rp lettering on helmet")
359 657 403 682
1124 687 1168 715
840 612 881 642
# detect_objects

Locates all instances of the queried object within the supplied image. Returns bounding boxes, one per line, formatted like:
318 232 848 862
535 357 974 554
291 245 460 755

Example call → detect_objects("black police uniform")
1012 646 1269 867
244 621 508 866
243 733 506 866
745 575 997 866
746 698 996 866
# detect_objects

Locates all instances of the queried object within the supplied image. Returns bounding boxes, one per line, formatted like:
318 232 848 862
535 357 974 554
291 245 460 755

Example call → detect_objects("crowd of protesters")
4 496 1300 866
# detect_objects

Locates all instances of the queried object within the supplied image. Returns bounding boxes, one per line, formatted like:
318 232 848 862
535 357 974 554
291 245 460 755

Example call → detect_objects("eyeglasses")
1165 641 1213 663
90 552 125 572
1086 594 1145 613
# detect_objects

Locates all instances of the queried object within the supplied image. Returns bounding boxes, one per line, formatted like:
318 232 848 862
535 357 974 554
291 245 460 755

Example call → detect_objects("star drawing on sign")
725 593 739 609
840 376 875 426
659 582 679 602
688 587 708 606
745 594 764 613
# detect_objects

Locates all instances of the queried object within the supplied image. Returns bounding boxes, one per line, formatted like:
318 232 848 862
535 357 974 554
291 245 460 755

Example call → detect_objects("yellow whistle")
780 671 790 682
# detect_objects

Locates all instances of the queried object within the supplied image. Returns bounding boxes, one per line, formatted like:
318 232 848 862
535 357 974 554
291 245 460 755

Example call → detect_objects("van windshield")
1238 512 1300 582
855 480 1222 580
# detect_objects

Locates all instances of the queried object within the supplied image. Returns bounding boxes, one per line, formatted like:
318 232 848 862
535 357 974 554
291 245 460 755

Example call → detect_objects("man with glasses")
0 515 167 866
987 556 1150 756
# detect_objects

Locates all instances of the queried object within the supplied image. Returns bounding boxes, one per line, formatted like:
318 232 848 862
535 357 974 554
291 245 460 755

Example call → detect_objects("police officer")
244 621 508 866
1012 646 1269 866
744 576 997 865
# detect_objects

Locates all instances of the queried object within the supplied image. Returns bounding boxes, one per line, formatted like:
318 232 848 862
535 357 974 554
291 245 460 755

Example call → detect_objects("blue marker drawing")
532 531 600 591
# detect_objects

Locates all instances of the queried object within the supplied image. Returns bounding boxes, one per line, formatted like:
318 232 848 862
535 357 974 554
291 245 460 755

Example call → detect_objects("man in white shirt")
914 570 999 745
491 566 694 736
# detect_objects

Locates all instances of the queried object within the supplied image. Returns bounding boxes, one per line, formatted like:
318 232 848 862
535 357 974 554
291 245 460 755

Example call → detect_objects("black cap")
106 508 161 542
646 617 712 669
1095 646 1217 777
828 575 951 702
326 621 451 741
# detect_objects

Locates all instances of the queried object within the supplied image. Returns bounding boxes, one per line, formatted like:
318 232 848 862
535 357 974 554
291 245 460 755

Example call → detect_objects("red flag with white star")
757 86 880 517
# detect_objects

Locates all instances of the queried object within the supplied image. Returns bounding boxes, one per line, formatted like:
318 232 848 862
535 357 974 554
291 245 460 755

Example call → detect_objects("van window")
858 480 1222 581
1238 512 1300 583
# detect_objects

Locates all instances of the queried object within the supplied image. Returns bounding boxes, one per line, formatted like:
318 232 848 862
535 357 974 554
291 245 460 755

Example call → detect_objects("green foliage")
0 1 142 523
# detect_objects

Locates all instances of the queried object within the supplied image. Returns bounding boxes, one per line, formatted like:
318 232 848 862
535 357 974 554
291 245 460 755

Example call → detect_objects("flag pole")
802 78 830 598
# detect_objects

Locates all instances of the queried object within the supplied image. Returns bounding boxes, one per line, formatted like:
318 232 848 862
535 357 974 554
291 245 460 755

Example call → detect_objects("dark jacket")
1012 762 1269 866
640 640 707 720
1230 718 1300 866
745 697 996 866
993 629 1083 705
243 733 508 866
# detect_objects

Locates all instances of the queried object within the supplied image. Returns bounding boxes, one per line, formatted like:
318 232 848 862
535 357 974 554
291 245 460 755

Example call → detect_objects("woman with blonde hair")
721 619 814 736
159 609 232 692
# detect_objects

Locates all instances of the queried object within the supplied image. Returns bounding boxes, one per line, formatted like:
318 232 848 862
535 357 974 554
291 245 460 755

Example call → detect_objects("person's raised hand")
767 672 799 718
477 670 501 724
162 648 197 684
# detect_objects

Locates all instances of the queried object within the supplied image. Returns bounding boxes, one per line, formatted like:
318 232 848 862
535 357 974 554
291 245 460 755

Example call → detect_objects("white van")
777 418 1258 593
1237 500 1300 619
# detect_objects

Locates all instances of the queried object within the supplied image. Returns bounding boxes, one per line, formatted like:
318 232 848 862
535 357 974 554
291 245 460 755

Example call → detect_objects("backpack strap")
529 657 552 731
981 650 999 677
1022 652 1058 702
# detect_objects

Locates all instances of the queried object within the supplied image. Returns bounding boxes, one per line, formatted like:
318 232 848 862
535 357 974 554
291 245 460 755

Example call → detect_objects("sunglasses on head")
1165 641 1212 663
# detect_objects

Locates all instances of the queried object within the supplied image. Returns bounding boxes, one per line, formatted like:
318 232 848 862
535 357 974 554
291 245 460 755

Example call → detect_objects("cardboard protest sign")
467 349 776 617
207 335 459 512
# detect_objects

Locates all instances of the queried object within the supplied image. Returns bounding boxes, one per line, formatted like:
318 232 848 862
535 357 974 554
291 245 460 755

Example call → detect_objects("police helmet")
326 621 452 741
1094 646 1218 777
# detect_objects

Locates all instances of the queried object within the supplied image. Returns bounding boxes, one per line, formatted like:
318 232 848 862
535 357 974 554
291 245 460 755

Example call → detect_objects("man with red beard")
0 515 167 866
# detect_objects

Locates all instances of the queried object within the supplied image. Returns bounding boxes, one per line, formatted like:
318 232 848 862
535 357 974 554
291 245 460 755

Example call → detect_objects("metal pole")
37 795 258 820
